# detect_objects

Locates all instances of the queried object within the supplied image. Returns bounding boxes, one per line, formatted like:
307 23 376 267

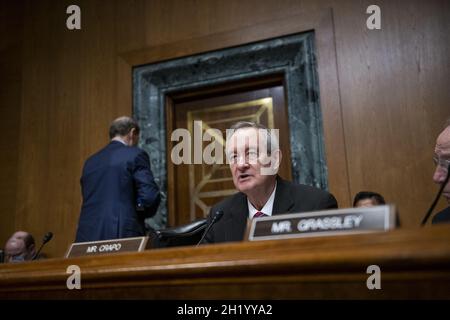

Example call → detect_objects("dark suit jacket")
432 206 450 224
75 141 160 242
203 176 338 243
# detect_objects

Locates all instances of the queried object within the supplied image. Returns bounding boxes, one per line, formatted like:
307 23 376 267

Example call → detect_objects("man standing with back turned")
75 116 160 242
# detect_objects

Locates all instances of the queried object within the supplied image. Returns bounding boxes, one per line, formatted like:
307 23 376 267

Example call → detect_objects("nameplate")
248 205 396 241
65 236 150 258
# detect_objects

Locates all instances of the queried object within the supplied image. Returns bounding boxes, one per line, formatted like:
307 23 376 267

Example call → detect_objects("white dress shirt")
247 182 277 219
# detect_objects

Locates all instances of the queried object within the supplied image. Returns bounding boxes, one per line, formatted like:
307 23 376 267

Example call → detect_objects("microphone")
32 232 53 260
197 210 224 246
421 163 450 226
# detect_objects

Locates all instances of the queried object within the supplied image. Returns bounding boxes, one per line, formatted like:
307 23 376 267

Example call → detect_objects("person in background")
353 191 386 208
75 116 161 242
353 190 402 227
432 120 450 224
4 231 36 263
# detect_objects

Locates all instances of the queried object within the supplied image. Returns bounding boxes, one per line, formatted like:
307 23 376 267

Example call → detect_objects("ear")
129 128 140 146
261 149 282 176
272 149 282 172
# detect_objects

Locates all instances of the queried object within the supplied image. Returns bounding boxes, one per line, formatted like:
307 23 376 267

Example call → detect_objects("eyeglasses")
433 156 450 172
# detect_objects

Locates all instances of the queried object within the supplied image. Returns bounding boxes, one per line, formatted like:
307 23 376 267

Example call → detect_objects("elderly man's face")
433 126 450 203
226 128 280 195
5 231 31 262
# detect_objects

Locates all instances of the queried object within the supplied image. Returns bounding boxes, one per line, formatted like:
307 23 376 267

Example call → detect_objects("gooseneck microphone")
421 164 450 226
32 232 53 260
197 210 224 246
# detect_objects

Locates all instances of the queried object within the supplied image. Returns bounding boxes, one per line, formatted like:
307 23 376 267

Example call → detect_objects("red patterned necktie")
254 211 267 218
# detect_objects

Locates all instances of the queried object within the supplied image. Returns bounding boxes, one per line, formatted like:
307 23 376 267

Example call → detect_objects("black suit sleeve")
318 192 338 210
133 150 161 218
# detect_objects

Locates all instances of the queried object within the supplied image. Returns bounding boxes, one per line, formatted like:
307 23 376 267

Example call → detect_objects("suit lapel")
224 177 294 240
227 193 248 241
272 177 295 215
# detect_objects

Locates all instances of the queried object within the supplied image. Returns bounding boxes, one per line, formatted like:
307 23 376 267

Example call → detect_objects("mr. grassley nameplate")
65 236 150 258
248 205 396 241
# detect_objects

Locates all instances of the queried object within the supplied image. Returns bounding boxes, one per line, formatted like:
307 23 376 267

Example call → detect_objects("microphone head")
196 210 225 246
43 232 53 244
213 210 224 221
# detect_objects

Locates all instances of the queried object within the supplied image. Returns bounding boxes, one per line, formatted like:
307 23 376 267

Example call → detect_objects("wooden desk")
1 226 450 299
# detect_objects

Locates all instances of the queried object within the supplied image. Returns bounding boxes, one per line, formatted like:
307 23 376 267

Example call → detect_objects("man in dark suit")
432 120 450 224
203 121 337 243
75 116 160 242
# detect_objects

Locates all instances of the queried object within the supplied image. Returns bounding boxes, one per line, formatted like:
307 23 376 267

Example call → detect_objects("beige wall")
0 0 449 257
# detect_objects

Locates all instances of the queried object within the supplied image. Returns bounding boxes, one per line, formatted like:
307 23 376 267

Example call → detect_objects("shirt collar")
247 181 277 219
111 137 127 146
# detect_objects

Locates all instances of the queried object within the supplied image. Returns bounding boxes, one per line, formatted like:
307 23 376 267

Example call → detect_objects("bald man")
432 120 450 224
4 231 36 262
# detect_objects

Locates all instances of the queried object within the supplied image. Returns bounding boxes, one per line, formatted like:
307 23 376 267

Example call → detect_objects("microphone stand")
421 164 450 226
32 232 53 260
197 211 224 246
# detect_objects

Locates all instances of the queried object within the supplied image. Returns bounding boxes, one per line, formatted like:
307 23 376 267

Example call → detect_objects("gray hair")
227 121 279 154
109 116 140 139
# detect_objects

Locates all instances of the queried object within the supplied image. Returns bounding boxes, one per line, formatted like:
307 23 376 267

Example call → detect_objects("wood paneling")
1 226 450 299
0 1 24 248
0 0 448 257
334 0 450 225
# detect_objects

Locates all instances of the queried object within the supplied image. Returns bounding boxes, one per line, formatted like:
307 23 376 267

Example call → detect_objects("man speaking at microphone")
3 231 36 262
75 116 160 242
201 121 338 244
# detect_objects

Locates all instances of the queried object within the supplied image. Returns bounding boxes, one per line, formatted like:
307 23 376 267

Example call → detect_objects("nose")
433 166 447 184
236 155 249 169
